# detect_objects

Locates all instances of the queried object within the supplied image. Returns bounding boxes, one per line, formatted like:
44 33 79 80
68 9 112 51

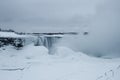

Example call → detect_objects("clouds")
0 0 101 32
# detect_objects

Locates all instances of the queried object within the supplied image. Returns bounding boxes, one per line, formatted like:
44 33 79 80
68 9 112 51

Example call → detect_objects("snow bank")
21 44 48 59
0 44 120 80
55 47 77 57
0 44 48 69
0 32 27 38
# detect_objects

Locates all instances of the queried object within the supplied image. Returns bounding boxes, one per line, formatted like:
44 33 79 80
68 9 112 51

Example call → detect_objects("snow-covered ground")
0 44 120 80
0 32 27 38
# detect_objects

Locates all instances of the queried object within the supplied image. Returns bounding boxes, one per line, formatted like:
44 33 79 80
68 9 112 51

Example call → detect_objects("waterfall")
43 36 61 49
34 35 63 54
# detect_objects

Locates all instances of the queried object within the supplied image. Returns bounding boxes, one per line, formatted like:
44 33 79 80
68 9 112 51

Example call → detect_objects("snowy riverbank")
0 44 120 80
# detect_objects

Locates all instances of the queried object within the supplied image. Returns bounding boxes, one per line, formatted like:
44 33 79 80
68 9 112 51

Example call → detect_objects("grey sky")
0 0 102 32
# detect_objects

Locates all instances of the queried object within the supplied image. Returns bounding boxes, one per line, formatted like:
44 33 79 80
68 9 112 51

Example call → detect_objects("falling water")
34 35 63 54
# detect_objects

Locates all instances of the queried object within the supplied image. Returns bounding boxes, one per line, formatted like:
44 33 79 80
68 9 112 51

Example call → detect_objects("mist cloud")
58 0 120 58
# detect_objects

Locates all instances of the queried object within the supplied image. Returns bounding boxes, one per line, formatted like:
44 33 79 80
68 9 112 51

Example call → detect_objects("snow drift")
0 44 120 80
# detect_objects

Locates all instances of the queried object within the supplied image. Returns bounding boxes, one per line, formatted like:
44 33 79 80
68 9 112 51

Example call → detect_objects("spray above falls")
57 0 120 58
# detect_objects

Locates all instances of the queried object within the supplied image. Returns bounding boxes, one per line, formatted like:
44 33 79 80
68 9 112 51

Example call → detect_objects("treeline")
0 28 27 35
0 28 15 32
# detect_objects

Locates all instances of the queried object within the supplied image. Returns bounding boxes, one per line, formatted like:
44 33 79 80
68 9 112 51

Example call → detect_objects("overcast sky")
0 0 103 32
